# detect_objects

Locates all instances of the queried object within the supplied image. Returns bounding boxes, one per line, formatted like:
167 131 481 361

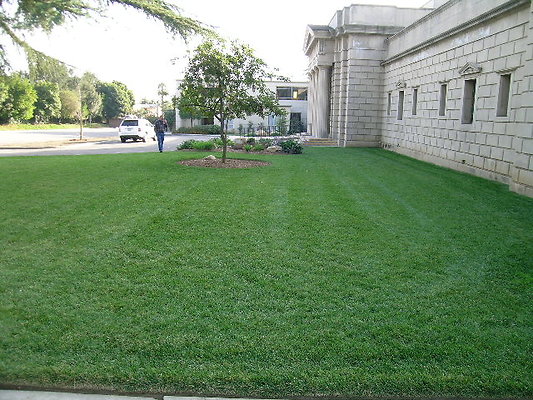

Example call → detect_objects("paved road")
0 128 217 157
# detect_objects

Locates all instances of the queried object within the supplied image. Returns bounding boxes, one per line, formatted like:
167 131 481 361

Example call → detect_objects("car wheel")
142 137 146 142
152 136 156 141
121 138 126 143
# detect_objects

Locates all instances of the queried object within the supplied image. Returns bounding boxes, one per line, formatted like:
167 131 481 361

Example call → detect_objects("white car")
119 118 156 142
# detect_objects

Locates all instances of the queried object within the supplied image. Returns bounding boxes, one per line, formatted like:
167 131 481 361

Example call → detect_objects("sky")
7 0 430 103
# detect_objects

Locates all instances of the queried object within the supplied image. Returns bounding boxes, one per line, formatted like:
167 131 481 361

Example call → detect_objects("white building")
175 81 308 134
305 0 533 197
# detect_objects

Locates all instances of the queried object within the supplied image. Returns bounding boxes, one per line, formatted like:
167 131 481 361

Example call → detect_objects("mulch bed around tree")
178 158 271 168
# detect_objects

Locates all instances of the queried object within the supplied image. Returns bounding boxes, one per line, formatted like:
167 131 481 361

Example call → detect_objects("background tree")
80 72 102 124
0 74 37 123
28 54 74 88
0 1 211 72
59 90 80 123
157 82 169 115
33 81 61 123
99 81 134 121
177 40 285 162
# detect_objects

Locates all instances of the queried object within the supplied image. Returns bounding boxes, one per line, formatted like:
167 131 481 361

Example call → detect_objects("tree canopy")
0 0 211 71
177 39 285 162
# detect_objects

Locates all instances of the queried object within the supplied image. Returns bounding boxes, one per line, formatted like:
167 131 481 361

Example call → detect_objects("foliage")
279 139 303 154
258 138 273 147
0 0 211 72
33 81 61 123
246 137 255 145
59 89 80 122
275 115 288 135
98 81 134 120
210 137 234 148
27 54 75 88
177 39 285 162
192 140 215 151
80 72 102 123
252 144 264 152
244 144 253 152
0 74 37 123
176 124 221 134
177 139 198 150
163 109 175 131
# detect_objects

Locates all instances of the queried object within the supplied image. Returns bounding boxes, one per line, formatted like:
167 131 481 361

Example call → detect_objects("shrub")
178 139 199 150
252 144 265 152
176 124 221 134
279 139 303 154
246 137 256 145
192 141 215 151
210 137 234 148
244 144 253 152
258 138 273 147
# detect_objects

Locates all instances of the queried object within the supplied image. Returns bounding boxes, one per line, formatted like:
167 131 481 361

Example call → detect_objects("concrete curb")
0 391 282 400
0 390 156 399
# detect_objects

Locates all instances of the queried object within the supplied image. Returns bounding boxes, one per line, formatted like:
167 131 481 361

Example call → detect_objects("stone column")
307 70 315 134
316 65 331 138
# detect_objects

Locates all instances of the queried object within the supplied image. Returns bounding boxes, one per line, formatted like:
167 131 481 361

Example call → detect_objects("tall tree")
157 82 169 115
33 81 61 123
178 40 285 162
0 1 212 72
0 74 37 123
99 81 134 120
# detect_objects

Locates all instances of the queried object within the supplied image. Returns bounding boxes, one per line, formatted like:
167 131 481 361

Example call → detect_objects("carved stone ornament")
395 80 406 89
458 62 482 76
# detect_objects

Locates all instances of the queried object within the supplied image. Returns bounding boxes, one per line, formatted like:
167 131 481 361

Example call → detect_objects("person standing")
154 114 168 152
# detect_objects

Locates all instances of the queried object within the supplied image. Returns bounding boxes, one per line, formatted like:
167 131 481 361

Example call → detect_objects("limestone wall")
381 0 532 196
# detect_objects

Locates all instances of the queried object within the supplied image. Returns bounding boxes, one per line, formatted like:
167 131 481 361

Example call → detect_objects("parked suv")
119 118 156 142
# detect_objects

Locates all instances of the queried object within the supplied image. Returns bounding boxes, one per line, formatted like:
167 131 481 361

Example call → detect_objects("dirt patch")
178 158 271 168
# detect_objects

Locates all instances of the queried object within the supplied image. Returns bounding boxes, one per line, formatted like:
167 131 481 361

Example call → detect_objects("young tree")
177 40 285 162
81 73 102 124
0 1 211 72
59 89 80 123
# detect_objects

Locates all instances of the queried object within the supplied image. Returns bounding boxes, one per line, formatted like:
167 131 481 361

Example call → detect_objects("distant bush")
210 137 234 148
258 138 273 147
252 144 265 152
192 141 215 151
279 139 303 154
178 139 199 150
176 124 221 134
244 144 253 152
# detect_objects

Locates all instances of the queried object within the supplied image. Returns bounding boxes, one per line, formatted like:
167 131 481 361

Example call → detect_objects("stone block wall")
381 1 532 196
330 34 388 147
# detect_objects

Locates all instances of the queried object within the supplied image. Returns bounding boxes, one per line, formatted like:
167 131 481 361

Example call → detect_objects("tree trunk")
221 118 227 163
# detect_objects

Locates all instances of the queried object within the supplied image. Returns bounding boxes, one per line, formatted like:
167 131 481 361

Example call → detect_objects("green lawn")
0 148 531 398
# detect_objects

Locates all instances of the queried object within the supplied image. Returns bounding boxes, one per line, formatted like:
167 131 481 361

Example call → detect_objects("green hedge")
176 124 221 134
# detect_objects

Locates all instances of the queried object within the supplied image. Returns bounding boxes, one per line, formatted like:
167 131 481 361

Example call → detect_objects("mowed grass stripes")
0 148 531 397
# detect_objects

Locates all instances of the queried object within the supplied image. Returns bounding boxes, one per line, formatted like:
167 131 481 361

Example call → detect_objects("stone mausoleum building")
304 0 533 197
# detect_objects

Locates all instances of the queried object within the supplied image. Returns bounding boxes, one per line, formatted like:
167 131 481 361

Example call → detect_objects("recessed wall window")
461 79 476 124
439 84 447 116
496 74 511 117
397 91 404 120
387 92 392 115
412 88 418 115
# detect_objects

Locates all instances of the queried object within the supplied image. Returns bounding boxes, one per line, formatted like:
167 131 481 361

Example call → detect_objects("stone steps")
303 138 338 147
